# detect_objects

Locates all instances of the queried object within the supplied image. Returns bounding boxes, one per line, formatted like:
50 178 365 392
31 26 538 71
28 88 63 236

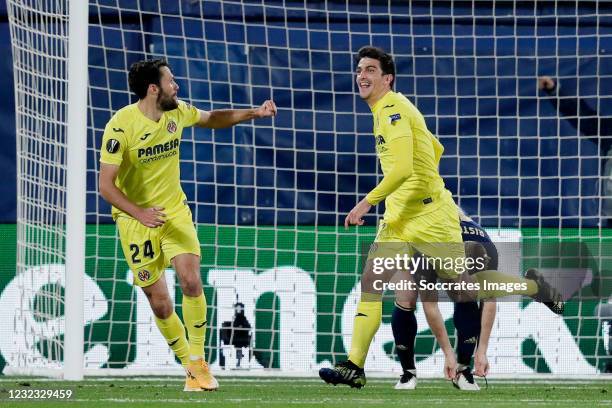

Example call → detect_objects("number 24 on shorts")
129 240 155 264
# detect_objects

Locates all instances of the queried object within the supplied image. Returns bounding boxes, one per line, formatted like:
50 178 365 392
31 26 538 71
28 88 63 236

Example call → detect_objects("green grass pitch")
0 377 610 407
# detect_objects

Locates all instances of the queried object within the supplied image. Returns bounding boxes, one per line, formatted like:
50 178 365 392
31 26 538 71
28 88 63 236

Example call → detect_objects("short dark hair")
128 59 169 99
356 46 396 88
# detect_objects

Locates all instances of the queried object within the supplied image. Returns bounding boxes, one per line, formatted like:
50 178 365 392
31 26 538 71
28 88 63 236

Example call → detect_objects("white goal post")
6 0 88 380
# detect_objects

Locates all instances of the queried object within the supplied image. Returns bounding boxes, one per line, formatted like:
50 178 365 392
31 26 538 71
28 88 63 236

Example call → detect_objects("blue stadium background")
1 1 611 228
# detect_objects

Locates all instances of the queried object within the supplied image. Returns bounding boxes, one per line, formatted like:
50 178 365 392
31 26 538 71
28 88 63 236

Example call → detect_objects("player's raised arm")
196 100 277 128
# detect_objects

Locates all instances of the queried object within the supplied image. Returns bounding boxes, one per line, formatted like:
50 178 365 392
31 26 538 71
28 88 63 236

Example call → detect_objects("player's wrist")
365 194 378 206
252 107 264 119
131 206 146 220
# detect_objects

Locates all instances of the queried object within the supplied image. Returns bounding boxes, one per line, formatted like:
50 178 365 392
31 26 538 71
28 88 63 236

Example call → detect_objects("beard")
157 91 178 111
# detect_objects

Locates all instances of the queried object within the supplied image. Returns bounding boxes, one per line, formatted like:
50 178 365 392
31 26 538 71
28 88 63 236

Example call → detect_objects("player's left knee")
181 277 203 297
151 299 173 319
174 260 203 296
395 300 416 311
360 266 389 295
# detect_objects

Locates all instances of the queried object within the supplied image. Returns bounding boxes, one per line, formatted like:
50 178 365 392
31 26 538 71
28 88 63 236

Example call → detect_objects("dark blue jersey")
460 220 491 243
460 220 499 271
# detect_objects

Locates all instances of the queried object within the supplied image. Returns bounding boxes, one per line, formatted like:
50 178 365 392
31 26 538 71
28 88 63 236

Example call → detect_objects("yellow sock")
182 293 207 358
475 270 538 299
347 294 382 368
154 312 190 367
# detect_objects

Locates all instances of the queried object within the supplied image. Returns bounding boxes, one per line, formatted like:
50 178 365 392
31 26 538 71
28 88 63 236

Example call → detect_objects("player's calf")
391 303 418 390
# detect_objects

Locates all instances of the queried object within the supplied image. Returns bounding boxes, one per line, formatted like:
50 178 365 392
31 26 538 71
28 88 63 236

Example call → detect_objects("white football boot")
452 365 480 391
394 370 417 390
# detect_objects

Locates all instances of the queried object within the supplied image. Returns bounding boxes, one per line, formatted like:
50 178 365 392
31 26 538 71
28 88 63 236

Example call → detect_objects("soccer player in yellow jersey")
319 46 563 388
99 59 276 391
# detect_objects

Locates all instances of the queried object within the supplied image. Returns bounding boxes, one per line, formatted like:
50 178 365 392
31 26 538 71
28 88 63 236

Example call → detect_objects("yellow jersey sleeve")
365 110 414 205
100 118 129 166
178 100 201 127
366 137 414 205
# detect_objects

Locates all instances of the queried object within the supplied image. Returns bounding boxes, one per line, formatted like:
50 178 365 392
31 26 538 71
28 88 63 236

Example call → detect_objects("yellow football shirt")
100 100 200 220
365 91 448 224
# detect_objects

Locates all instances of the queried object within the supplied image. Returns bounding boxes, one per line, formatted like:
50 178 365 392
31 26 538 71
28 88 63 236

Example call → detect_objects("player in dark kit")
393 208 497 391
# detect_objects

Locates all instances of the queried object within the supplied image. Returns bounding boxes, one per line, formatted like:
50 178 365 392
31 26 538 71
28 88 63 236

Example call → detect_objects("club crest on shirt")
167 120 177 133
388 113 401 124
138 269 151 282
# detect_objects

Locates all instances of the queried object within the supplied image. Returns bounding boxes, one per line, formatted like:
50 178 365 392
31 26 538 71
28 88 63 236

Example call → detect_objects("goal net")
4 0 611 378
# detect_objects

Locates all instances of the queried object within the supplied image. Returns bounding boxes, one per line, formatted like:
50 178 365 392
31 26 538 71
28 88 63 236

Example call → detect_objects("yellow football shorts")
371 193 465 280
116 205 201 287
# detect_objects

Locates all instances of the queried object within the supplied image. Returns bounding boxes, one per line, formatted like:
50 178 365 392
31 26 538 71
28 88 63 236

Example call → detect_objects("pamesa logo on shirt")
375 134 388 153
137 138 180 163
